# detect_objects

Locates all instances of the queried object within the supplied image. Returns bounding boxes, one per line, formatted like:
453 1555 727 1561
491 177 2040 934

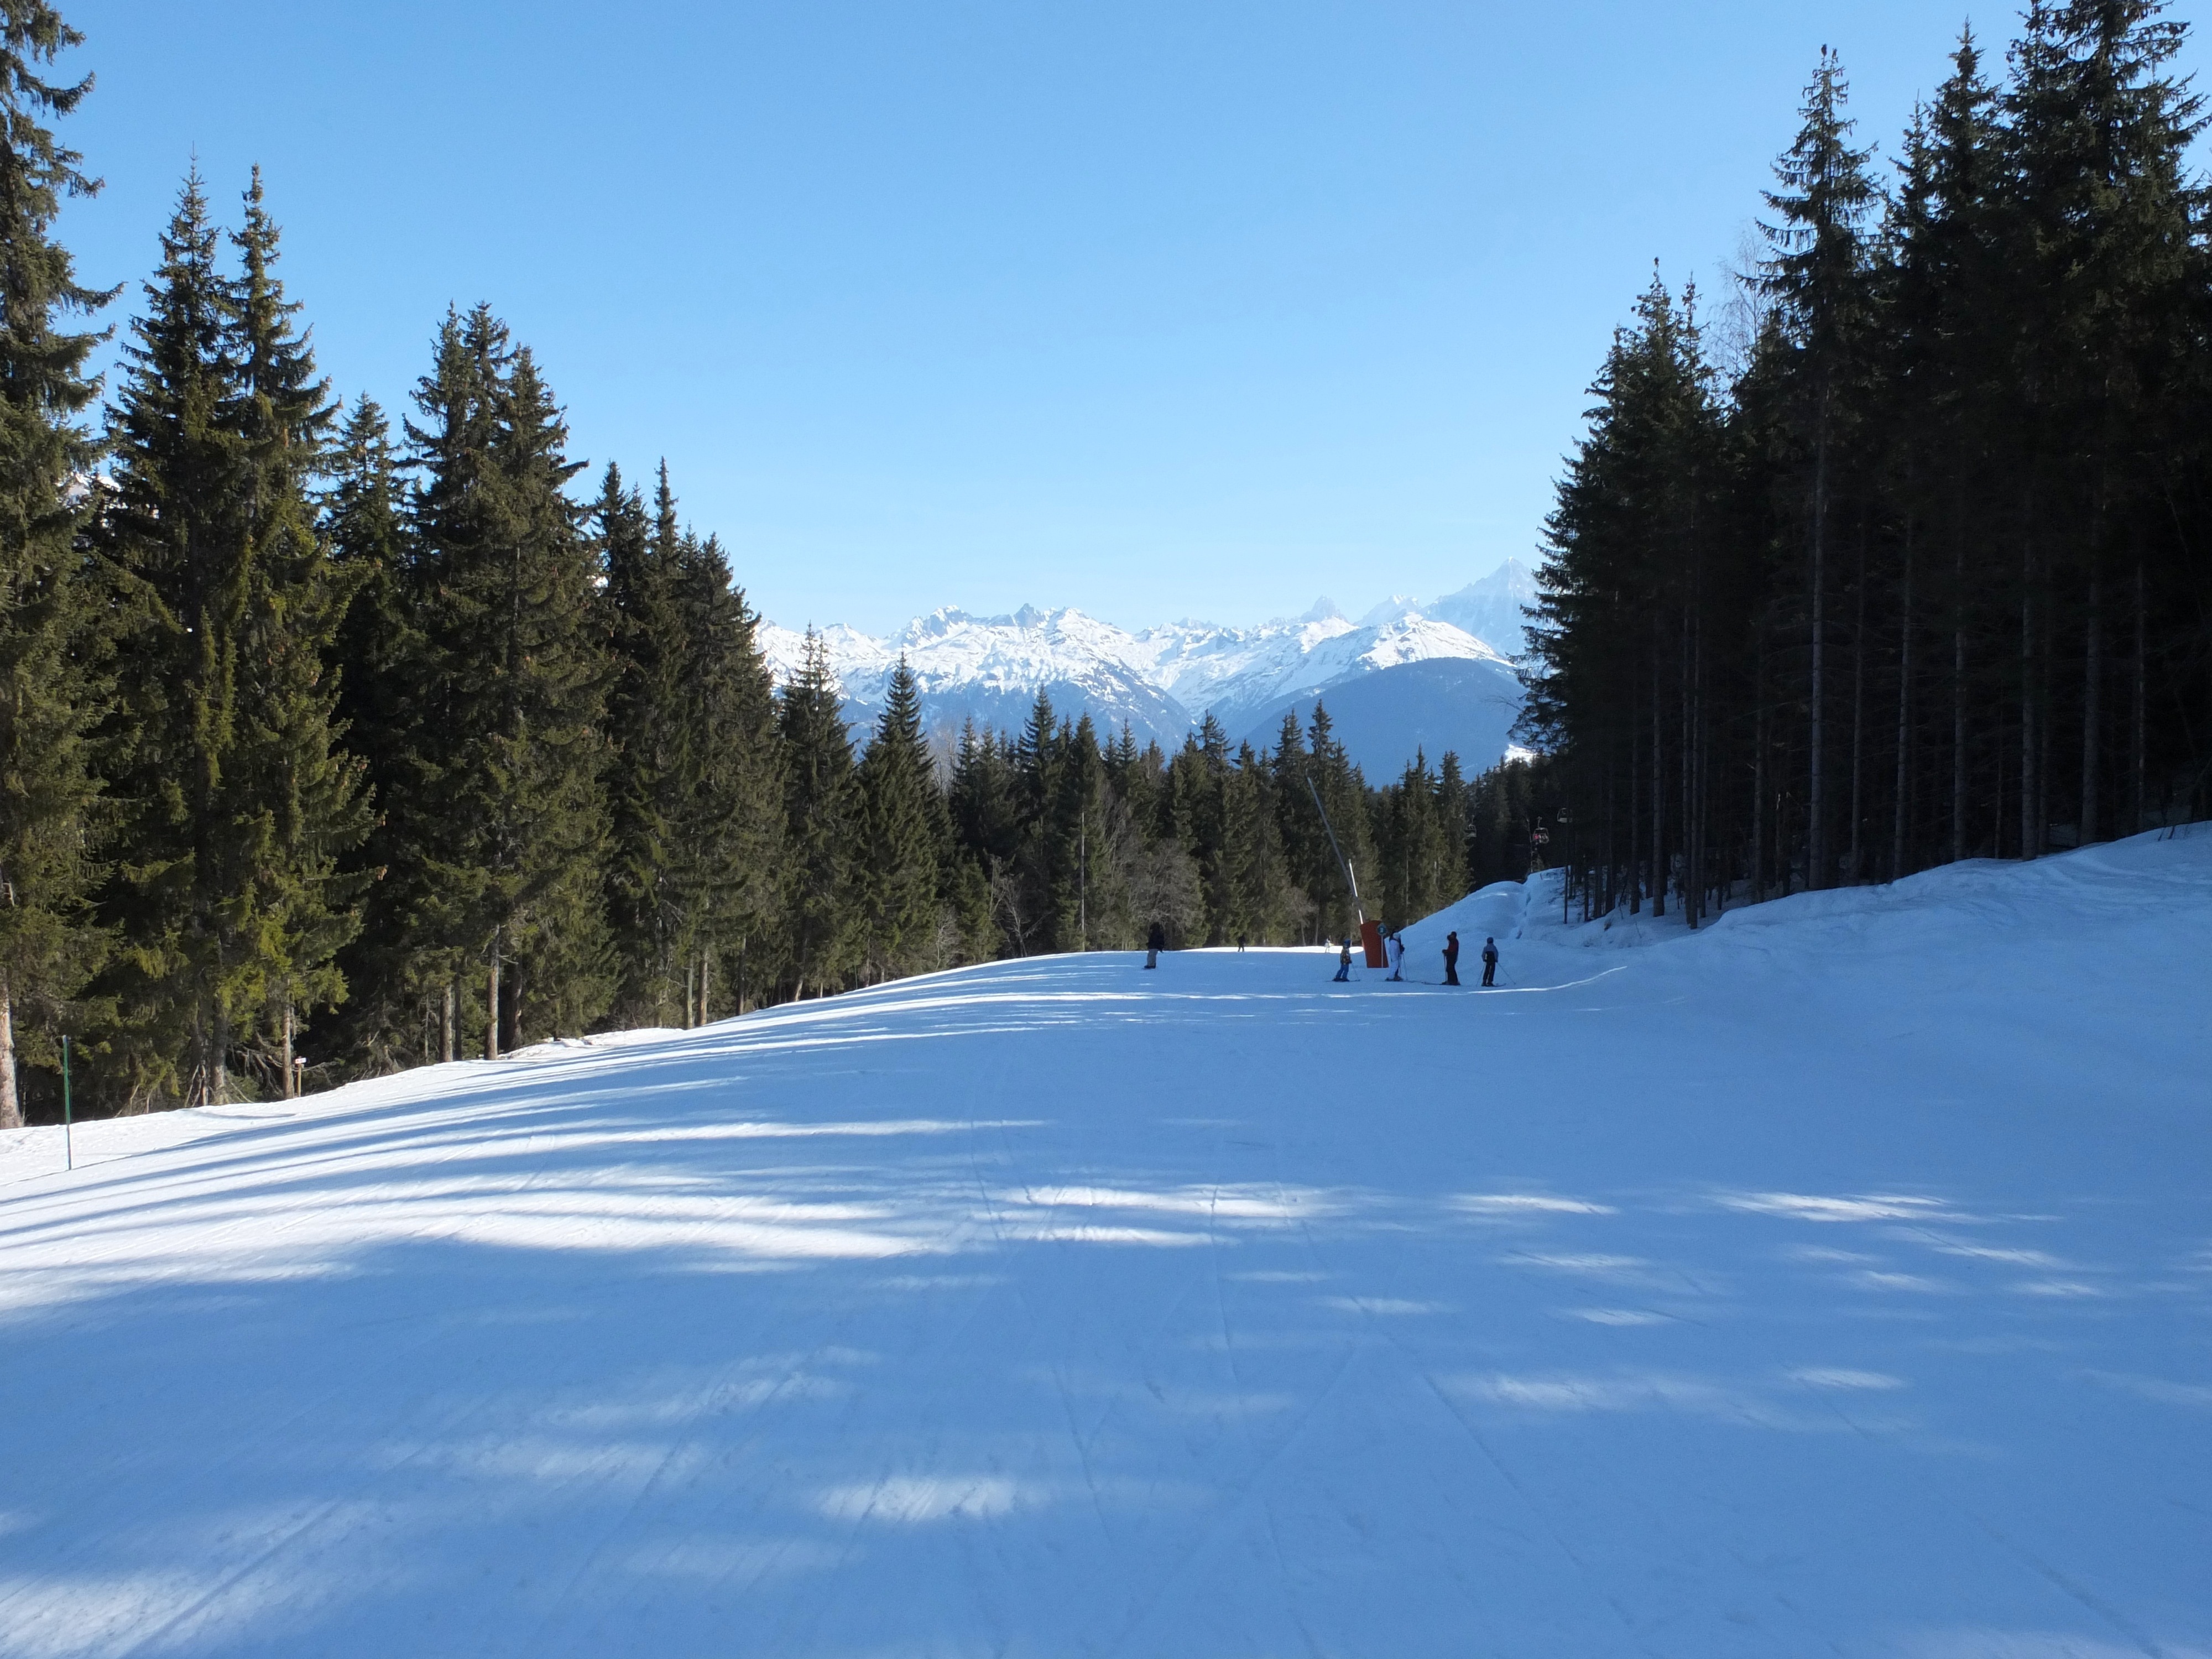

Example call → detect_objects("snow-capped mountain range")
760 558 1536 776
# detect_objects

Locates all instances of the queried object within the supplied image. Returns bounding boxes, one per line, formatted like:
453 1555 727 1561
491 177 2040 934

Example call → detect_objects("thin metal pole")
61 1034 73 1173
1304 773 1365 924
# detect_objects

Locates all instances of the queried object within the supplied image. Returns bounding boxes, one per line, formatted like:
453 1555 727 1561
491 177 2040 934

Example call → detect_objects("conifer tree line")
0 1 1525 1122
1522 1 2212 926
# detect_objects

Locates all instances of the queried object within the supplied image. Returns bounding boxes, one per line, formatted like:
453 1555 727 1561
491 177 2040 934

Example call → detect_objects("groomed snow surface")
4 830 2209 1657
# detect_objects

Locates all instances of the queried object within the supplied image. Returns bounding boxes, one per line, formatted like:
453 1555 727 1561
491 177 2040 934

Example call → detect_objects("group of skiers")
1148 921 1501 987
1333 929 1498 987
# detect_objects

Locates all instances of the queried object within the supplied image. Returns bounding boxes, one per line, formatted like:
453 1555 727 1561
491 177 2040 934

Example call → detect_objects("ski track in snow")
3 830 2210 1656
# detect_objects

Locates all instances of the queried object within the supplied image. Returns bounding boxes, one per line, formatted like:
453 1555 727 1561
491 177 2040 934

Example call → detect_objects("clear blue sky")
62 1 2212 634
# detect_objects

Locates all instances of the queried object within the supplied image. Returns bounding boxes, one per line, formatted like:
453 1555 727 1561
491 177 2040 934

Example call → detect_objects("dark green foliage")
1270 703 1373 941
0 0 109 1126
322 395 428 1073
1462 757 1557 892
776 630 858 997
669 522 782 1022
1525 271 1727 920
96 171 367 1107
856 660 949 979
601 462 685 1024
1526 4 2212 923
405 306 611 1056
950 717 1022 954
1219 743 1300 943
1375 752 1463 931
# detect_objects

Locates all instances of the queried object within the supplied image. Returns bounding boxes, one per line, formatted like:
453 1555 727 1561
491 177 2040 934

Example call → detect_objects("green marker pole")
61 1034 73 1173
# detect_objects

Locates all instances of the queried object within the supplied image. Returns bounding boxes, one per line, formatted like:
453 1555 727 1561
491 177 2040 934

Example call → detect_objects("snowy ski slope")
3 830 2209 1657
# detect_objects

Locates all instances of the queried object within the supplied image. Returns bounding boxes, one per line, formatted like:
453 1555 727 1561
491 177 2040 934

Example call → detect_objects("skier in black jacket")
1481 937 1499 987
1145 921 1165 969
1443 931 1461 986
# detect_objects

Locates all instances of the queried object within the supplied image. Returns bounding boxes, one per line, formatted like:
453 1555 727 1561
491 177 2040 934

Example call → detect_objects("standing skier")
1442 931 1461 987
1481 937 1499 988
1145 921 1166 969
1386 931 1404 981
1333 936 1354 982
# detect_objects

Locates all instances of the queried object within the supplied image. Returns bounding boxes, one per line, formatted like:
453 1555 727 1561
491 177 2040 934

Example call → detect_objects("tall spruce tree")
777 630 858 997
99 171 365 1106
1300 703 1372 938
1882 34 2007 867
1760 49 1880 887
950 717 1020 955
1220 742 1293 943
669 521 782 1020
1524 272 1728 920
323 394 429 1071
1163 716 1230 943
856 659 947 980
0 0 109 1127
227 172 369 1092
1012 690 1067 952
600 461 688 1024
406 307 610 1057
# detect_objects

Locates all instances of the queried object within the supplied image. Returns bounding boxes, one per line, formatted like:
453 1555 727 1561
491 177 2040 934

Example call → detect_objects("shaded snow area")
4 831 2210 1657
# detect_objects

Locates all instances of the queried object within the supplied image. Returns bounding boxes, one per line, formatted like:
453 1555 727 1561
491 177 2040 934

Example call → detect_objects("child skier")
1333 936 1354 982
1481 937 1499 987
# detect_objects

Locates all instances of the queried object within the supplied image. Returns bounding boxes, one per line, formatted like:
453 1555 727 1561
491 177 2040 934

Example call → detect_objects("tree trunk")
1894 521 1914 880
1679 610 1692 923
2131 558 2147 833
1689 613 1707 926
2037 588 2053 857
1650 653 1666 917
441 981 456 1065
281 1001 296 1099
1751 693 1767 904
698 948 711 1025
1809 430 1830 888
1849 534 1866 883
1952 538 1967 865
2081 566 2103 846
499 957 522 1056
2020 540 2037 860
486 938 502 1062
0 977 19 1130
1628 688 1642 912
1992 718 2007 862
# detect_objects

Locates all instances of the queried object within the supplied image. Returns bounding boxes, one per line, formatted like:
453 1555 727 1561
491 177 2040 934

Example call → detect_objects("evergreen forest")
1522 4 2212 925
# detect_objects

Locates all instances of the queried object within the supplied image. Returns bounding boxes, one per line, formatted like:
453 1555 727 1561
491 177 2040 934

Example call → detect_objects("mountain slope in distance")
759 559 1537 771
1236 656 1527 778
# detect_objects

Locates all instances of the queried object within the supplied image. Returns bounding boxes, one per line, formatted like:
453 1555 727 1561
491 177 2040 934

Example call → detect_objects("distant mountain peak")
1301 596 1344 623
1359 594 1426 627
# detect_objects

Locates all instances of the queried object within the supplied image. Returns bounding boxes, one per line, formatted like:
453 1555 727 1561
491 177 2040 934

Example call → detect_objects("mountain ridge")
759 559 1536 775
